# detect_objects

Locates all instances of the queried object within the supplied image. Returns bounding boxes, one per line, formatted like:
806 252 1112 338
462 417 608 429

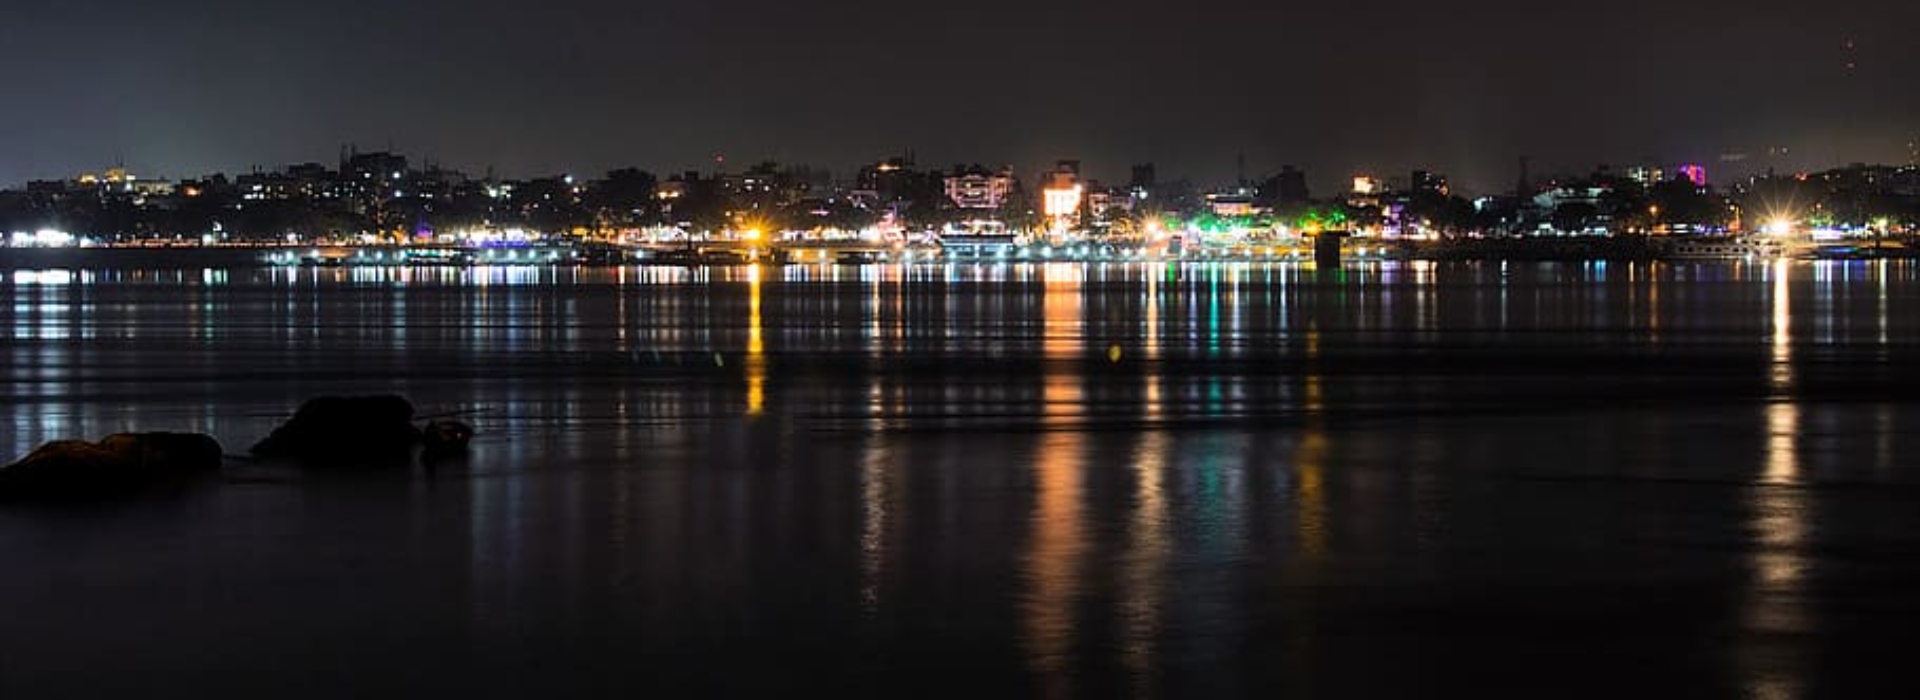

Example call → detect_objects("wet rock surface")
0 433 223 501
421 420 474 459
250 395 424 464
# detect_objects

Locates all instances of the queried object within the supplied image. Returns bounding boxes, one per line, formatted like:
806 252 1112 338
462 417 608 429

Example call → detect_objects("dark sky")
4 0 1917 193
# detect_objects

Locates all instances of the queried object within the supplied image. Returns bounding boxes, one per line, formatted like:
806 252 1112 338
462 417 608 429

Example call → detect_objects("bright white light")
20 229 77 247
16 270 74 285
1043 186 1083 218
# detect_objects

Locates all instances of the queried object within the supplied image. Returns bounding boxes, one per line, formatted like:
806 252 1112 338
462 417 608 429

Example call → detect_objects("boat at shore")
1655 236 1782 260
937 221 1021 260
1800 242 1917 260
636 247 788 266
265 243 629 267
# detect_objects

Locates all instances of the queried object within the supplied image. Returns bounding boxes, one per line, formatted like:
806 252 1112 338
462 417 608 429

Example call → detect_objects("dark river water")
4 261 1920 698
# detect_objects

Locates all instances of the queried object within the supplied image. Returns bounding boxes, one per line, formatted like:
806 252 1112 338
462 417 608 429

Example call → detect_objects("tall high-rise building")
1129 164 1156 190
1267 165 1310 205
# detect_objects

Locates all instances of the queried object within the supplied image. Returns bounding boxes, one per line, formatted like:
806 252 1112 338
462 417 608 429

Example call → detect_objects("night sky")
4 0 1916 193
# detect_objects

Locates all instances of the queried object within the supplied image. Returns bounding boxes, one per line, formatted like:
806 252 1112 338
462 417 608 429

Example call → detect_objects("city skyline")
6 0 1918 192
7 143 1908 196
10 143 1917 253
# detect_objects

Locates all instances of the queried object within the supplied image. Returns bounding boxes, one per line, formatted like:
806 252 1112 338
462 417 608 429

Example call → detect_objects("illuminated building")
1040 161 1084 228
1205 192 1256 216
655 178 691 202
127 179 175 205
1677 163 1708 188
1352 176 1381 195
1632 164 1708 189
943 165 1016 210
1629 165 1666 187
1043 185 1083 218
1086 188 1134 223
853 155 939 220
857 155 918 194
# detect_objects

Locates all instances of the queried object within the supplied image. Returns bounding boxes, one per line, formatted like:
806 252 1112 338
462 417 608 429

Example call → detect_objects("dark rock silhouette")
99 433 225 473
0 432 223 501
421 420 474 459
250 395 424 464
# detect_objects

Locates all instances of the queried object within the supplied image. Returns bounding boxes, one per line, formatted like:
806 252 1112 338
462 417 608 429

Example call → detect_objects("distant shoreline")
1 238 1913 270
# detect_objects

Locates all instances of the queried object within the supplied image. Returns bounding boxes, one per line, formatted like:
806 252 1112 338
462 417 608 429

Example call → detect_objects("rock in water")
0 433 224 502
98 433 224 473
422 420 474 459
250 395 423 463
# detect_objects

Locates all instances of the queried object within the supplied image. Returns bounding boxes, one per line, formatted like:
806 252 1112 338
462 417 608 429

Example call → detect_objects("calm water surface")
4 261 1920 698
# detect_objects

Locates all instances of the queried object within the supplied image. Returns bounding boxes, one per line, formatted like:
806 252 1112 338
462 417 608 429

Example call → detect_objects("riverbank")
4 236 1917 269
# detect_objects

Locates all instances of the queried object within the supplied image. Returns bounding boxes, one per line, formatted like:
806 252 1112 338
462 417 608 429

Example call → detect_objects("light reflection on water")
1 260 1919 696
1120 429 1170 692
1025 267 1089 696
1024 429 1088 698
858 431 891 615
746 265 766 416
1742 259 1812 700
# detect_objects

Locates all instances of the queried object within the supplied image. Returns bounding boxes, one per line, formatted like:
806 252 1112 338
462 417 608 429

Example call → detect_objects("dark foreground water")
4 261 1920 698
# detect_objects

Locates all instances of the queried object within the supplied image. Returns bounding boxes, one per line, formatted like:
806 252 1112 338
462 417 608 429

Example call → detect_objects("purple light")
1677 164 1708 187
